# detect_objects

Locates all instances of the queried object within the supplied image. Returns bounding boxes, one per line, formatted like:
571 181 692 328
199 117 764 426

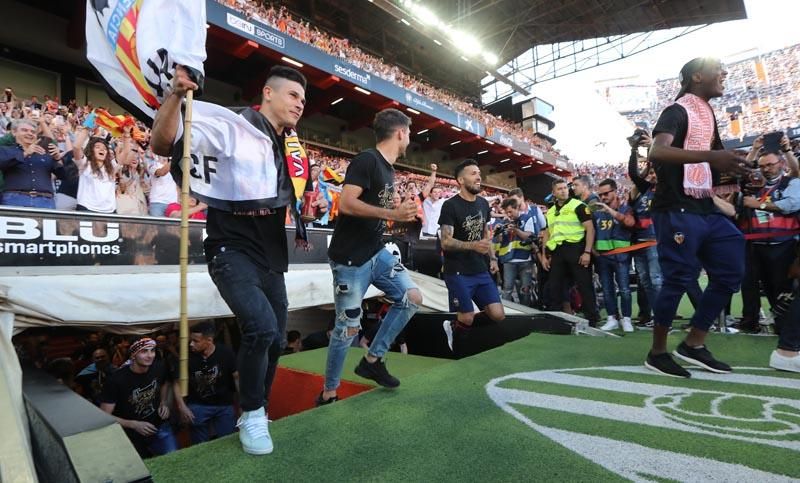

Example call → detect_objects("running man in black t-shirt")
317 109 423 406
439 159 505 355
100 338 176 458
173 322 238 445
644 58 747 378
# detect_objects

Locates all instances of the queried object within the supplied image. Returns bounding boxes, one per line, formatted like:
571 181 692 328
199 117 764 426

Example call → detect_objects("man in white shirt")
148 155 178 217
420 163 445 237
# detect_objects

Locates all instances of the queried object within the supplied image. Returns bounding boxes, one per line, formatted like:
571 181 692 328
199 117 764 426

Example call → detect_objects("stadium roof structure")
201 25 574 179
369 0 747 97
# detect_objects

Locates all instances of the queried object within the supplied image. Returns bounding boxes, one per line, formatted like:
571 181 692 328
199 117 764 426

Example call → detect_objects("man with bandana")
644 58 747 378
100 338 177 457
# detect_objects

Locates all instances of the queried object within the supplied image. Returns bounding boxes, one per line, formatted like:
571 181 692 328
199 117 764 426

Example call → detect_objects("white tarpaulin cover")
0 265 521 330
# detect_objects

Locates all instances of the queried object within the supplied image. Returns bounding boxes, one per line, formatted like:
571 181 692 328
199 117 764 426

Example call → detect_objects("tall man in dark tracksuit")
644 58 747 378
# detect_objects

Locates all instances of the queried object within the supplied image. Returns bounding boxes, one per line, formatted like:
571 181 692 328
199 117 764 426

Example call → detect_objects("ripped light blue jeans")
324 248 419 391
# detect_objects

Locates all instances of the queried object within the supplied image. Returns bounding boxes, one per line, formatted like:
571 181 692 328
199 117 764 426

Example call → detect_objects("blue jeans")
128 423 177 457
1 192 55 209
149 202 168 217
501 262 533 306
596 254 632 318
633 245 662 315
209 249 287 411
652 212 744 331
324 249 419 391
186 403 235 444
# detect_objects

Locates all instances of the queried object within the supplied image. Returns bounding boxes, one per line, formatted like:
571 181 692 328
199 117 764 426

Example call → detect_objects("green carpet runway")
147 332 800 482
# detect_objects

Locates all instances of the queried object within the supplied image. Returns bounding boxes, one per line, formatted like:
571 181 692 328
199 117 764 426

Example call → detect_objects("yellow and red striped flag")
93 108 135 137
322 166 344 183
85 0 207 122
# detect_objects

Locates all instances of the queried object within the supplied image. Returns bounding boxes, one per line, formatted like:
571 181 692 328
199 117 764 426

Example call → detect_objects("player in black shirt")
439 159 505 355
151 65 316 455
644 58 747 378
174 322 238 445
318 109 422 405
100 338 176 458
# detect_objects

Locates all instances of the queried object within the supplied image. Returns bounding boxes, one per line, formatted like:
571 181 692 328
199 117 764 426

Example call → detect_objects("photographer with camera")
735 133 800 334
496 197 539 306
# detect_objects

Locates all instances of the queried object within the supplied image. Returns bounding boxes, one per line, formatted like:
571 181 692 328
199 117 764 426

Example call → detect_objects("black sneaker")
733 321 761 334
644 351 691 378
354 357 400 388
673 342 732 374
315 391 338 407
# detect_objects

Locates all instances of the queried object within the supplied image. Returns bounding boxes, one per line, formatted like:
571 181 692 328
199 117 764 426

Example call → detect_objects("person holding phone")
0 118 64 209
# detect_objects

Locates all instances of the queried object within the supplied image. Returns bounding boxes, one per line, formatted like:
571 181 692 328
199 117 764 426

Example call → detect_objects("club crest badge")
673 232 685 245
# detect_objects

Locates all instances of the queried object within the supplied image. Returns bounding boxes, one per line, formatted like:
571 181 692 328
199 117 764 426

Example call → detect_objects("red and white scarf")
675 93 715 199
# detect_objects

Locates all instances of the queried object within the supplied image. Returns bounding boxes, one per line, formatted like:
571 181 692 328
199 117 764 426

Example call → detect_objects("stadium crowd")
217 0 560 157
0 86 508 228
623 44 800 141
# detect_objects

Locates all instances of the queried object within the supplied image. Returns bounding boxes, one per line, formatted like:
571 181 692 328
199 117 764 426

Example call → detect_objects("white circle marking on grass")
486 366 800 482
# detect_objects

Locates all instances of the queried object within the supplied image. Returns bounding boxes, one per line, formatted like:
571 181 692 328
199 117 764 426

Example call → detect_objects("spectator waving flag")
93 108 135 137
84 0 207 122
322 166 344 184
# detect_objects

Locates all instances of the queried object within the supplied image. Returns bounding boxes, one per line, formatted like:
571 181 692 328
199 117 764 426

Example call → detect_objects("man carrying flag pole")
150 65 314 455
86 0 323 455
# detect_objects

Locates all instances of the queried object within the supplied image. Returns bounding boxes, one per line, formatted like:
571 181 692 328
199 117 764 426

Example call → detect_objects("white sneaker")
237 407 273 455
769 350 800 373
621 317 634 333
600 316 619 331
725 315 738 327
443 320 454 351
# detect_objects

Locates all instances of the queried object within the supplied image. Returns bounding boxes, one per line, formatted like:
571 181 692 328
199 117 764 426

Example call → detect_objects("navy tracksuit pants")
652 211 745 331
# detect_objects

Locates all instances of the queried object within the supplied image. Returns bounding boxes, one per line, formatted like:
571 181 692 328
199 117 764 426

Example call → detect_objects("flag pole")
179 89 194 397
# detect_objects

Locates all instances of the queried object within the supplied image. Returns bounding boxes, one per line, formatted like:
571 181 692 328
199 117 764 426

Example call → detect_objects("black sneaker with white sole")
673 342 732 373
644 351 691 378
354 357 400 388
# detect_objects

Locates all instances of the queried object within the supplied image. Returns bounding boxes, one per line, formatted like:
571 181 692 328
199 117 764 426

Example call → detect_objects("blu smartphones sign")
0 212 208 267
0 217 122 257
0 209 433 268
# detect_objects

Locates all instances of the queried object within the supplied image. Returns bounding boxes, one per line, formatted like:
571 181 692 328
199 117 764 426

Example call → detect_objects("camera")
493 220 512 237
627 128 649 147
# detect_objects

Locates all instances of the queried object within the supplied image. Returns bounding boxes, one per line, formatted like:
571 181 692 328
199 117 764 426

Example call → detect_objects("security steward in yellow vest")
541 179 600 326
